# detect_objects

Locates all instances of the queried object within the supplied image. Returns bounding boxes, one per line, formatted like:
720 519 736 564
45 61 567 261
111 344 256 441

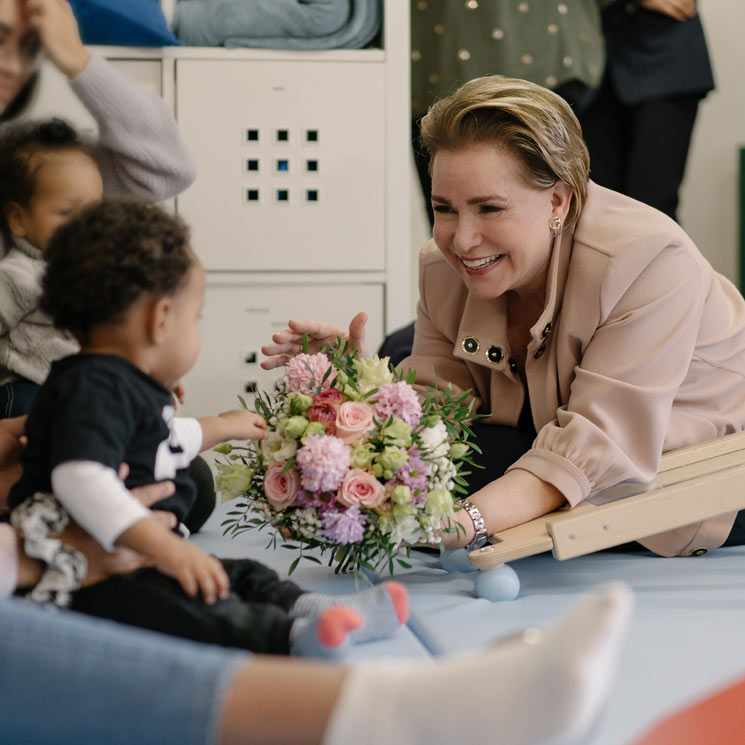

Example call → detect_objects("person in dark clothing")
578 0 714 221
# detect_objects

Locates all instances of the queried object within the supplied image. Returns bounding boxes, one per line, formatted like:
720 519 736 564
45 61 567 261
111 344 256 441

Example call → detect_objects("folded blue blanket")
173 0 382 50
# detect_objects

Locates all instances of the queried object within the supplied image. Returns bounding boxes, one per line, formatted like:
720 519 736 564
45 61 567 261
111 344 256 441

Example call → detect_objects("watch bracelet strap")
455 498 488 549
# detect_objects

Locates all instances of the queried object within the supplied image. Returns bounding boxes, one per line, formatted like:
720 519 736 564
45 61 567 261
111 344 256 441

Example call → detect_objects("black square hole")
246 159 259 172
306 159 319 172
276 189 289 202
276 129 289 142
244 381 258 393
246 189 260 201
246 129 259 142
306 129 319 142
306 189 319 202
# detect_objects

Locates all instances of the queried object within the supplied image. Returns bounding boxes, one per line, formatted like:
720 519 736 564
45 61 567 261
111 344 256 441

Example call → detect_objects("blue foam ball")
440 548 478 573
474 564 520 602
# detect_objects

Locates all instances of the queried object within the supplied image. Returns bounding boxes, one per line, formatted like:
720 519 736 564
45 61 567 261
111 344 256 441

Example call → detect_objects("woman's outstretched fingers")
347 312 369 356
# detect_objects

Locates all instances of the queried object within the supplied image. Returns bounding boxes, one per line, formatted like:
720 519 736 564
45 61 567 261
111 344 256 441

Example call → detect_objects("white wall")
408 0 745 317
680 0 745 283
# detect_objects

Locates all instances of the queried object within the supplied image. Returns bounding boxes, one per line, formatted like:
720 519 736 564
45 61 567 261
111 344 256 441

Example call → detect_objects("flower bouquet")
216 339 479 577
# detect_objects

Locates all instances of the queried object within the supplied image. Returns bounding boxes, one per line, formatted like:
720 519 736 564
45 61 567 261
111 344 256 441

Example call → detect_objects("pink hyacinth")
285 353 335 393
373 381 422 427
296 434 351 493
322 504 367 544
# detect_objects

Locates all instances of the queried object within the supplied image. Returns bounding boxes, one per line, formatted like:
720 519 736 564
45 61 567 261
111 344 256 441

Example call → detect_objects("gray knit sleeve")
0 256 41 333
69 55 196 201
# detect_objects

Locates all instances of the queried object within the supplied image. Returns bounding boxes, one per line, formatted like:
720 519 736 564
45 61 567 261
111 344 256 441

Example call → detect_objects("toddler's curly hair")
41 199 195 340
0 117 92 237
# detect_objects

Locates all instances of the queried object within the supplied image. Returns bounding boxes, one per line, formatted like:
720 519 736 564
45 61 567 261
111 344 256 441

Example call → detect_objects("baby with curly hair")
8 198 408 657
0 117 102 417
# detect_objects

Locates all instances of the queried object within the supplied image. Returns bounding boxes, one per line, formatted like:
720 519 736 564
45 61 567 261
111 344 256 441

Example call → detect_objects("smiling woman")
262 74 745 560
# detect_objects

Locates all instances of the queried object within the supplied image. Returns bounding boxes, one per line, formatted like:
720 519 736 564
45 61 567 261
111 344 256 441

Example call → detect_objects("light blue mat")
193 502 745 744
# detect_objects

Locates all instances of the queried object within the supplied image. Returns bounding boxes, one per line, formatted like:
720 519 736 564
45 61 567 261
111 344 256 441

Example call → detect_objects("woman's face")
0 0 40 114
431 144 568 302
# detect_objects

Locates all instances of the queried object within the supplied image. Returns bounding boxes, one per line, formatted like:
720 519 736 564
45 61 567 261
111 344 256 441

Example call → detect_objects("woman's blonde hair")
419 75 590 229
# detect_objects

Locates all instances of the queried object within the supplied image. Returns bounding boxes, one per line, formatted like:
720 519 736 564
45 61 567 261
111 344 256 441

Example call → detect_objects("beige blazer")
401 182 745 556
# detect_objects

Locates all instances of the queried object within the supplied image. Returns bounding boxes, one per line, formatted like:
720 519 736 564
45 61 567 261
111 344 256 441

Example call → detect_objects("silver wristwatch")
455 498 489 550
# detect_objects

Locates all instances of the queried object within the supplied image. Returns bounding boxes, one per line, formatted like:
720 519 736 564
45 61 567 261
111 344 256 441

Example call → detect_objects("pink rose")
335 401 375 442
337 468 386 508
312 388 348 411
307 403 337 434
264 464 301 509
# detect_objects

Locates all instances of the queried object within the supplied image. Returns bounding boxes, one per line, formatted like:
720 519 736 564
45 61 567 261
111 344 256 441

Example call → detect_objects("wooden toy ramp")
468 431 745 571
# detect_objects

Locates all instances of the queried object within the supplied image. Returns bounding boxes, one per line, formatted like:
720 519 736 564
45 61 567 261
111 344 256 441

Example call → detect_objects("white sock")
322 583 633 745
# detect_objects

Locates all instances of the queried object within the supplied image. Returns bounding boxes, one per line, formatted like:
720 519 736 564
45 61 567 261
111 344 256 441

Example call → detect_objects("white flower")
386 514 422 547
261 430 297 465
418 420 449 459
353 355 394 392
427 457 457 491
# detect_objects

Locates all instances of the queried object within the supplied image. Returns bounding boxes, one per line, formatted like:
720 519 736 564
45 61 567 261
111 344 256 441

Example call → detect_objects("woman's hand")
260 311 369 370
23 0 90 78
637 0 696 21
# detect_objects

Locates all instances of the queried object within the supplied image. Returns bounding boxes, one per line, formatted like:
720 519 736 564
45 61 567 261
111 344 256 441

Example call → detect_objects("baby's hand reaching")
218 409 268 441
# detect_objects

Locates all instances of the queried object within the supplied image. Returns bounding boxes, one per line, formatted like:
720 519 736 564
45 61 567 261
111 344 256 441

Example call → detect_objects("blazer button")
508 357 518 374
533 345 546 359
689 547 708 557
461 336 480 355
486 345 503 364
541 322 553 340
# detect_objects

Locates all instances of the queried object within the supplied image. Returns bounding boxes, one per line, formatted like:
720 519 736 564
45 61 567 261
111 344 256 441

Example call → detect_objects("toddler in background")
0 118 103 417
9 198 408 657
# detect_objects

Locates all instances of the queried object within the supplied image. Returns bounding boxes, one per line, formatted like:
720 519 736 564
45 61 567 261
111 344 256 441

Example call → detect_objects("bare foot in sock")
292 581 409 644
323 583 633 745
290 606 363 659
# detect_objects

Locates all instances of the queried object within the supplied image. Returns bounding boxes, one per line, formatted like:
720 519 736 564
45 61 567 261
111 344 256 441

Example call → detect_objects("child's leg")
70 568 297 654
220 558 408 652
291 582 409 644
221 557 306 610
224 556 409 644
70 566 366 659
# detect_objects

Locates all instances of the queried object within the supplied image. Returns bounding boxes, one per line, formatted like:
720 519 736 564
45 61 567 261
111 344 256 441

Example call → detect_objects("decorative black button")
689 547 708 557
541 322 553 340
533 345 546 359
486 345 503 364
508 357 518 373
461 336 480 355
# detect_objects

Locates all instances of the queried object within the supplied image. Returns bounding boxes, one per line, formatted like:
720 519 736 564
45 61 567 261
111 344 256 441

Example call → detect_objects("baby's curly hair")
0 117 92 237
41 199 195 340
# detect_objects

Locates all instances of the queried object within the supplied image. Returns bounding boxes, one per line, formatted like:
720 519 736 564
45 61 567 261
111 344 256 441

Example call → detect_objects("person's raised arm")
24 0 196 200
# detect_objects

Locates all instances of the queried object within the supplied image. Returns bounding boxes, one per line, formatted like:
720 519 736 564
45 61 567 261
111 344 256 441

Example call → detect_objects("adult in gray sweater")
0 0 196 257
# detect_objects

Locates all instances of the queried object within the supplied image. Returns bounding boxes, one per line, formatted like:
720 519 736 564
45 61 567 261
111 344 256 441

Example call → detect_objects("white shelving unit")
26 0 411 419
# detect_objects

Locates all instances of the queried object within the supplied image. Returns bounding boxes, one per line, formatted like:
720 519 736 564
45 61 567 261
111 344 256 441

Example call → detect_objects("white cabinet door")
179 279 384 419
175 60 385 272
26 59 163 134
